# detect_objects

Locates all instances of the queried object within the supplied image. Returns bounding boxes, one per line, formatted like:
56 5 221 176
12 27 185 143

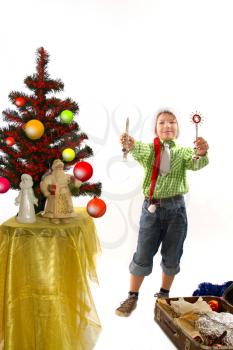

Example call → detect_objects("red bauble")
208 300 220 312
87 197 106 218
5 137 15 146
73 161 93 182
15 97 26 107
0 177 10 194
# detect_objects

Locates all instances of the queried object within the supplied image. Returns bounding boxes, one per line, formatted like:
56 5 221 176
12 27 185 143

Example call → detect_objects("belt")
145 195 183 205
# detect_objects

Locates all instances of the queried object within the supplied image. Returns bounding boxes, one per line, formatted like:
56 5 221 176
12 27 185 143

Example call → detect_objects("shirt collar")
160 139 176 148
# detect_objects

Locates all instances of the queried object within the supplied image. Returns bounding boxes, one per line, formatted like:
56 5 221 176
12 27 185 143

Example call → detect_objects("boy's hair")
155 110 179 138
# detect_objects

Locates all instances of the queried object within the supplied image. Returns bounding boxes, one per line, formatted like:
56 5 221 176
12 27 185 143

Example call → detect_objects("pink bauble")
0 177 10 194
87 197 106 218
73 161 93 182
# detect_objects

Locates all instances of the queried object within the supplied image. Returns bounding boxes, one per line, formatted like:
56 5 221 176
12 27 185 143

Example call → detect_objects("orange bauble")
24 119 45 140
87 197 106 218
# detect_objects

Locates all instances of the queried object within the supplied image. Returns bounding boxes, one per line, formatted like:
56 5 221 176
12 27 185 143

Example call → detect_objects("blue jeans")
129 196 187 276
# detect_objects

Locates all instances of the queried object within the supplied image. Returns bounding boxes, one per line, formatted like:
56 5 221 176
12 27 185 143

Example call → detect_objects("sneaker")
154 292 169 299
115 295 138 317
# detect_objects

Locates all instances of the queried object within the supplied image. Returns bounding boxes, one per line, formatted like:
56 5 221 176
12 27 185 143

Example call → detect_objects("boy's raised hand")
194 137 209 156
120 133 135 151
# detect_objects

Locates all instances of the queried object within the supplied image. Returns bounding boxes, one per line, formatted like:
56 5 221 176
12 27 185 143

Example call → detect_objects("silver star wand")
122 117 129 162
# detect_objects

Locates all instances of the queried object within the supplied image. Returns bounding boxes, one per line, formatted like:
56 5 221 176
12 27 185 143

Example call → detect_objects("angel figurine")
15 174 38 223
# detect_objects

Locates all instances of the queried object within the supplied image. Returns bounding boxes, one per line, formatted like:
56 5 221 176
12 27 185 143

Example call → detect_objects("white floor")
91 211 233 350
92 261 178 350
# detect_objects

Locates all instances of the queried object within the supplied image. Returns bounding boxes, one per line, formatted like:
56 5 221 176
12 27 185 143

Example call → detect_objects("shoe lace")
120 296 137 307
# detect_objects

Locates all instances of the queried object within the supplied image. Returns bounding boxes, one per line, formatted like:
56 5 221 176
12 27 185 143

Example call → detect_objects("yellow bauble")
24 119 45 140
62 148 76 162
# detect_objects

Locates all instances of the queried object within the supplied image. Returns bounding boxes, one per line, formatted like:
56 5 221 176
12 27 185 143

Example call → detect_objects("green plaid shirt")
130 139 209 199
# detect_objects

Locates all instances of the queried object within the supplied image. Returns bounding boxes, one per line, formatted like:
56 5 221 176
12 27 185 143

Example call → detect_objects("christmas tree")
0 47 101 212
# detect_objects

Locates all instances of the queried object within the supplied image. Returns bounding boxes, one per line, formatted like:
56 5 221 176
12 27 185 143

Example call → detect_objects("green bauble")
60 110 74 123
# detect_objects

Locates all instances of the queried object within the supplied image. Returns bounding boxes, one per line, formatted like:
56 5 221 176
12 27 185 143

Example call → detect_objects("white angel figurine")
15 174 38 223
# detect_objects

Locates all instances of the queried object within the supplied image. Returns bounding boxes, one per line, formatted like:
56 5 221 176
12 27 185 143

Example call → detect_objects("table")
0 208 101 350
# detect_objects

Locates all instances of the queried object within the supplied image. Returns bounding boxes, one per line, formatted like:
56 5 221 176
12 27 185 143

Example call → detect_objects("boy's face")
156 113 178 141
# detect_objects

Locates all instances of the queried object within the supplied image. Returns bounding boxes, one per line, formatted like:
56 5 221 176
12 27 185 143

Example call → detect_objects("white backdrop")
1 1 233 349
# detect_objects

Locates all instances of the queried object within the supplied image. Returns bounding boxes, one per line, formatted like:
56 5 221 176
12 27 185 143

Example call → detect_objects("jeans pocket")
139 203 157 230
144 202 157 216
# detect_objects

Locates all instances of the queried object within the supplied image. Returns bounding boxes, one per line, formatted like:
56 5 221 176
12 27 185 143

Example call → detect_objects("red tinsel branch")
37 47 48 82
24 77 64 91
79 182 102 196
2 110 23 125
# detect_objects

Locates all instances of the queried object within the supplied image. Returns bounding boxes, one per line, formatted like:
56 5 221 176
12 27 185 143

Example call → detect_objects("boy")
116 110 209 317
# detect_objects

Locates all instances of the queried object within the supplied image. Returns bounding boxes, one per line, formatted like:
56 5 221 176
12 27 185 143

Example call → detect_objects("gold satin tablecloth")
0 208 101 350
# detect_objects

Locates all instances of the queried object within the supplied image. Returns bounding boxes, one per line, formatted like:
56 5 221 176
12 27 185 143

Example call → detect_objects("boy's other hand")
194 137 209 156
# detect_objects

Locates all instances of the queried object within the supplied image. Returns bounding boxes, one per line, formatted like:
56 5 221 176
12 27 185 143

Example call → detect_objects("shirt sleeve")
183 147 209 171
130 141 153 167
